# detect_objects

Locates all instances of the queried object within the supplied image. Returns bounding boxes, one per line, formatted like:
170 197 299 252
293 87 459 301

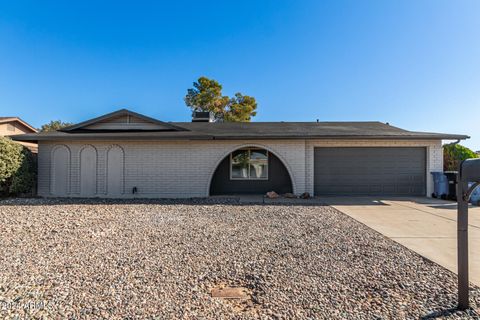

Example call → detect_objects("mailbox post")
457 158 480 310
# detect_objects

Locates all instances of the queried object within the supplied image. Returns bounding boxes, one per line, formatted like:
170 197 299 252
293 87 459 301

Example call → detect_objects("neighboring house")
12 109 469 198
0 117 38 153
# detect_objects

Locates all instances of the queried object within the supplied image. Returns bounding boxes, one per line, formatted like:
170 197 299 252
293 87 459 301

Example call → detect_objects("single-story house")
12 109 469 198
0 116 38 153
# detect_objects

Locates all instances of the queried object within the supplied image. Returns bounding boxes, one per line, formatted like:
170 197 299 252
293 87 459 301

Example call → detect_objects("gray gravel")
0 198 479 319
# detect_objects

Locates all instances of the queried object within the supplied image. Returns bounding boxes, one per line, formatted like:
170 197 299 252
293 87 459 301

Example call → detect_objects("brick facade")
37 139 443 198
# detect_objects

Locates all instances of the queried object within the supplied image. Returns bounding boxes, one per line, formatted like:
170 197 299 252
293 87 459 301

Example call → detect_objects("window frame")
229 148 269 181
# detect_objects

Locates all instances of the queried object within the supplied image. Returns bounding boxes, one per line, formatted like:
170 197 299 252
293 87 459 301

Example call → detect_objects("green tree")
0 137 36 195
39 120 73 132
184 76 257 122
225 93 258 122
443 143 479 171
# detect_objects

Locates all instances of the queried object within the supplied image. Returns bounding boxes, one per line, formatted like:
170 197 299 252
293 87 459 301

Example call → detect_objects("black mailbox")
457 158 480 310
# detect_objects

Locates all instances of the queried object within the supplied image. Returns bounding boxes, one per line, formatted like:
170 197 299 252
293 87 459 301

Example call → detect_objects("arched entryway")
210 146 293 195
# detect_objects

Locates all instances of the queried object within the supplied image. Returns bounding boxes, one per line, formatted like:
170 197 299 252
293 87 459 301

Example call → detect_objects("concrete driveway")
324 196 480 286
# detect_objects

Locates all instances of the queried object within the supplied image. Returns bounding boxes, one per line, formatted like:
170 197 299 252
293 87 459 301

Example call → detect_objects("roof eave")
211 135 470 140
9 133 470 142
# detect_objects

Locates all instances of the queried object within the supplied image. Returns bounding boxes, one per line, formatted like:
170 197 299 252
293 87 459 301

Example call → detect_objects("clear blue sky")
0 1 479 149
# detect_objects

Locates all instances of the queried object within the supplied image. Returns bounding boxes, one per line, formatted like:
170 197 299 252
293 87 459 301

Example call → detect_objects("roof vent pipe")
192 111 214 122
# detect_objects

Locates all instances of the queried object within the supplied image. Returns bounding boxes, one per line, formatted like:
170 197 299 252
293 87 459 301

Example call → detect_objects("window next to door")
230 148 268 180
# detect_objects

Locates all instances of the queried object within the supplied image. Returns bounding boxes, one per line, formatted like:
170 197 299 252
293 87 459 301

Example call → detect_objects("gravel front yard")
1 198 479 319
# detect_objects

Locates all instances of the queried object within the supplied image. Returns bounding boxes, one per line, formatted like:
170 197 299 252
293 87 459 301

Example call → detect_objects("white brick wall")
37 140 306 198
37 139 443 198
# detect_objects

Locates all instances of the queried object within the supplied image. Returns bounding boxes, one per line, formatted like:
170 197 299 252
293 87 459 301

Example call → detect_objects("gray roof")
11 121 469 142
8 108 469 142
173 121 469 140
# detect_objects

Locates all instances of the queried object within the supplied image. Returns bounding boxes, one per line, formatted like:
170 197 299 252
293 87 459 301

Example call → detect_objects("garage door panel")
369 186 383 193
314 147 426 196
381 186 396 194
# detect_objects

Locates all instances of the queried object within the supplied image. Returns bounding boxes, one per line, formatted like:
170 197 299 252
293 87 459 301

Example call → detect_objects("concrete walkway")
323 196 480 286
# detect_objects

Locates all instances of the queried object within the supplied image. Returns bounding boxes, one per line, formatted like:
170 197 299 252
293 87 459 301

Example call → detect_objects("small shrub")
10 148 36 194
443 143 478 171
0 137 36 195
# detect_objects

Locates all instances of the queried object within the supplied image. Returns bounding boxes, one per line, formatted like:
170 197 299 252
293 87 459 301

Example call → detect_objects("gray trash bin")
431 172 449 199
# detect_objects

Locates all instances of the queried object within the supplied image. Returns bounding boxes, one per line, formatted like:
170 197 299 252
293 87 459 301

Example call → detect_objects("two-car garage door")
314 147 426 196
